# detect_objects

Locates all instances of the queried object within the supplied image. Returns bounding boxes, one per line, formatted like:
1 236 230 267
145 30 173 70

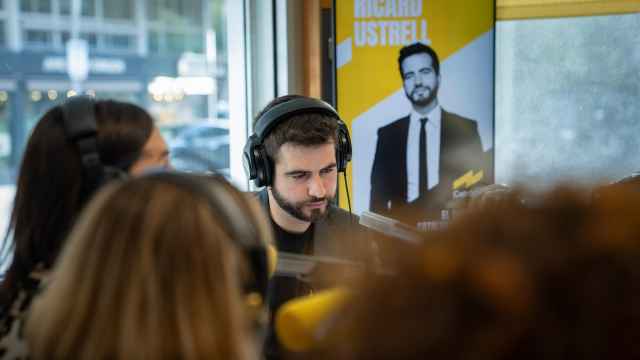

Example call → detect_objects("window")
1 0 245 245
20 0 51 13
81 0 95 16
24 29 53 48
103 34 135 52
0 92 10 184
61 31 98 49
61 0 96 16
59 0 70 15
148 30 161 53
148 0 202 25
103 0 133 20
0 21 5 48
495 13 640 189
166 32 185 53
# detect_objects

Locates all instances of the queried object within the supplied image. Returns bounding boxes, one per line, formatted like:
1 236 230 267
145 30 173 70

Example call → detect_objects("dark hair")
255 95 338 162
0 100 153 308
328 187 640 359
398 42 440 78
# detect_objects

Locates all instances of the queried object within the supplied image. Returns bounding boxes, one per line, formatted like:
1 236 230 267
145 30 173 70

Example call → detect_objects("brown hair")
255 95 338 163
26 175 272 360
1 100 153 309
328 186 640 359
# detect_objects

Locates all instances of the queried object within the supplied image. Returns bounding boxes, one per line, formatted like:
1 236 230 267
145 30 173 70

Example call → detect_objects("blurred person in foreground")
322 186 640 360
26 172 273 359
0 98 169 357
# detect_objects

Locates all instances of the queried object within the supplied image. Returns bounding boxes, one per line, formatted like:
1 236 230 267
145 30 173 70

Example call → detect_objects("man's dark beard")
271 185 328 222
407 85 438 108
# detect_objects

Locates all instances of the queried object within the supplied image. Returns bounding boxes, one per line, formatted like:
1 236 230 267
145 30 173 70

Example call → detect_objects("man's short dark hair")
398 42 440 78
254 95 338 162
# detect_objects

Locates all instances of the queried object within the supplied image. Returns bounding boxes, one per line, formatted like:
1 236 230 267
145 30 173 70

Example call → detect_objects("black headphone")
141 171 272 311
61 95 128 196
243 97 352 188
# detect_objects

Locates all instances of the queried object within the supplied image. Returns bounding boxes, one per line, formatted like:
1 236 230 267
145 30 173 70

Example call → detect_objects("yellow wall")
498 0 640 20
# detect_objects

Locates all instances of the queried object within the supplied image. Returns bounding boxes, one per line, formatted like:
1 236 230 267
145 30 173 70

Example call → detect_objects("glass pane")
82 0 95 17
23 29 53 48
150 0 202 26
495 13 640 189
0 21 5 48
148 30 161 54
103 34 135 52
62 31 98 49
59 0 70 14
61 0 95 16
148 0 162 20
166 32 185 53
0 91 11 239
103 0 133 20
20 0 51 13
0 92 10 184
2 0 235 247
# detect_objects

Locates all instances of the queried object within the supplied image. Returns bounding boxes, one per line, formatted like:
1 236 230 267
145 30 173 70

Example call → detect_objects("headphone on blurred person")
143 171 274 316
243 97 352 188
61 95 128 194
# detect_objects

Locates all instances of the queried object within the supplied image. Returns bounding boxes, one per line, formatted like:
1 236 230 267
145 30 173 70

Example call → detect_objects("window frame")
497 0 640 20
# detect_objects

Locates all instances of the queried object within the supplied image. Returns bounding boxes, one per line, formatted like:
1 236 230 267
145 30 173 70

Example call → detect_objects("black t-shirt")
264 219 315 360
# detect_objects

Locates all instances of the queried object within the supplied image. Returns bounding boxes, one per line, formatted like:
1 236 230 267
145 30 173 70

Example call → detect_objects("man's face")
401 53 440 108
270 142 337 223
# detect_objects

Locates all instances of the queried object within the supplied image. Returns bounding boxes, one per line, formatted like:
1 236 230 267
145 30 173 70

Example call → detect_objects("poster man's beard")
407 86 438 108
271 186 329 222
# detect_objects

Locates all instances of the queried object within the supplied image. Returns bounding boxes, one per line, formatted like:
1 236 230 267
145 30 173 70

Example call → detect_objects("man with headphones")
244 95 373 360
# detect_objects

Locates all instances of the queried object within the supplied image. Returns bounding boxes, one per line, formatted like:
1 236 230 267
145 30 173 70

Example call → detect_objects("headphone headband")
61 96 127 198
244 96 352 188
254 98 340 142
62 95 98 141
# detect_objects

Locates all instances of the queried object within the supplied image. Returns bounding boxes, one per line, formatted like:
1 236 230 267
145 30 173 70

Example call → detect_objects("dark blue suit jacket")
369 109 491 223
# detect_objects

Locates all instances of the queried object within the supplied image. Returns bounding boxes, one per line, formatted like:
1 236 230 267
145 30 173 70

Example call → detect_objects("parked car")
167 122 230 176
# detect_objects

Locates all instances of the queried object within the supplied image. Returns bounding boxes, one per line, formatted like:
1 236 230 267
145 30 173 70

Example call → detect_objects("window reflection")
0 0 231 190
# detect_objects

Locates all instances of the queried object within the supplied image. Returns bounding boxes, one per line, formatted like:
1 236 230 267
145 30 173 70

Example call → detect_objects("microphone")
359 211 422 243
275 288 350 352
267 244 278 277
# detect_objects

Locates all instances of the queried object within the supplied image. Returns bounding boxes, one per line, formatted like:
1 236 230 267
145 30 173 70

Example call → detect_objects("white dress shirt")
406 105 441 202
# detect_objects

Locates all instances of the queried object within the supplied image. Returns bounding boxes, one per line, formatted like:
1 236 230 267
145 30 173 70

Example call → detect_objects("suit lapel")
440 110 456 182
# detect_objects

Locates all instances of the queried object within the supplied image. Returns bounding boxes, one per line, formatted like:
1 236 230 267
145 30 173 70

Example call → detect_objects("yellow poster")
336 0 495 225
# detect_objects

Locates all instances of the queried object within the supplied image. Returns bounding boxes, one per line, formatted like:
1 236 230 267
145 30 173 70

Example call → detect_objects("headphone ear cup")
335 122 352 173
243 135 259 182
251 145 272 188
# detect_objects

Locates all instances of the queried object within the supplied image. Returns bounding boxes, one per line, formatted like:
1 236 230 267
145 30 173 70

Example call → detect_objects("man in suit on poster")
369 42 491 224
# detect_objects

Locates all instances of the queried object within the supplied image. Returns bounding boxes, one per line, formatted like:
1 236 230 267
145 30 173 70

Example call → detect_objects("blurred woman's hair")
0 100 153 308
27 174 272 359
328 186 640 360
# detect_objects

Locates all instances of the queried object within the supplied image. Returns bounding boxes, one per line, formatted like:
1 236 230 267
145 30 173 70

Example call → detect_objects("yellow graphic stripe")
453 170 485 190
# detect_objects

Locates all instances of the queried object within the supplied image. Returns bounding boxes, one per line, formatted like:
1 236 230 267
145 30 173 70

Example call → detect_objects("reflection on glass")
1 0 231 239
103 0 133 20
20 0 52 13
0 21 5 47
24 30 53 48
